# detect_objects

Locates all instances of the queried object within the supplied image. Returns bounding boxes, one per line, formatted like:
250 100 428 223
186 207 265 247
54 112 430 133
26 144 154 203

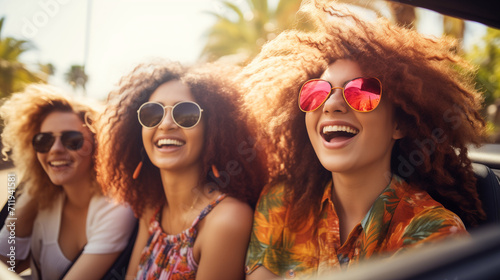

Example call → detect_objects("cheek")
73 140 94 168
36 153 45 167
192 126 205 151
305 113 319 141
358 110 395 144
75 153 93 171
76 138 95 158
142 128 153 151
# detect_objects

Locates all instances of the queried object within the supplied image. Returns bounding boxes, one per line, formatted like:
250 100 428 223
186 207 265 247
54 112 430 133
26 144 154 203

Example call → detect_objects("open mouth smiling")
321 125 359 142
49 160 71 167
155 138 186 148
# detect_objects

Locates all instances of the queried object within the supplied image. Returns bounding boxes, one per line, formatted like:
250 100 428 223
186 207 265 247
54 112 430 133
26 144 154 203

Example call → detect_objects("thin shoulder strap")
152 206 162 224
191 194 227 227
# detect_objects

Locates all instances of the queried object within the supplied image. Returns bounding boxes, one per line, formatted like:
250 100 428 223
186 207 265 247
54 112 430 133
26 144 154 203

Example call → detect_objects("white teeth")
157 139 184 146
323 125 359 135
50 160 70 166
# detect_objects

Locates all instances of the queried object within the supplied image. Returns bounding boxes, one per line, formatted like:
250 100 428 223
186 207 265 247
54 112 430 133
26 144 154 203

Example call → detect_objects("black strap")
33 255 43 280
101 221 139 280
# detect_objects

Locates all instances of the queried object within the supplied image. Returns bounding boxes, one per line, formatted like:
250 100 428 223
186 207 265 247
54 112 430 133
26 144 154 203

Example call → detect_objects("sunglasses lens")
344 78 381 112
61 131 85 151
173 102 201 128
32 131 85 153
299 80 332 112
139 103 165 128
32 133 55 153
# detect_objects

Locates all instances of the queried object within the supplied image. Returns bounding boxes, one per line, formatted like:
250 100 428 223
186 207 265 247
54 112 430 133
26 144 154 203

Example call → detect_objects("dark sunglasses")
298 77 382 113
32 131 85 153
137 101 203 129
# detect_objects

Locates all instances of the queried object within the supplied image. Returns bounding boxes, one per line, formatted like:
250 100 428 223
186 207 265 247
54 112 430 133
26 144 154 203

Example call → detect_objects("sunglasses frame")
137 101 204 129
32 130 85 153
298 77 383 113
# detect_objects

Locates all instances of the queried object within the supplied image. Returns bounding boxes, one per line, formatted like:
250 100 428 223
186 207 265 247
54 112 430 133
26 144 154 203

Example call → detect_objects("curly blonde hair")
96 60 267 218
0 84 101 209
238 0 487 227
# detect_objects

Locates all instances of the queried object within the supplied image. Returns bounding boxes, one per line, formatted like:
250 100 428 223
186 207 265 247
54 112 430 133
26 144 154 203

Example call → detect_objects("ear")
392 122 404 140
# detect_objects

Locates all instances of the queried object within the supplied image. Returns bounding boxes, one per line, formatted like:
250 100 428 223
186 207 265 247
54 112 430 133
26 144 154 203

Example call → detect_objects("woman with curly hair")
0 84 136 279
240 1 487 279
96 60 267 280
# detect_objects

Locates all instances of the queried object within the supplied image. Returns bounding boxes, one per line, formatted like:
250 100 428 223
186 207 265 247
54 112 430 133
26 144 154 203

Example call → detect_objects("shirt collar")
360 174 407 229
320 180 334 210
318 175 408 227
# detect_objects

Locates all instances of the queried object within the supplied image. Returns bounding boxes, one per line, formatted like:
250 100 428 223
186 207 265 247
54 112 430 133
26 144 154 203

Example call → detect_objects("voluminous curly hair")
237 0 487 228
96 59 267 218
0 84 101 209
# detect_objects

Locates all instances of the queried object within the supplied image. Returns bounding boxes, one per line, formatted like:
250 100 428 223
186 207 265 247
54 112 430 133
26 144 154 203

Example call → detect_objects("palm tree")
0 17 43 98
201 0 420 63
38 62 55 83
200 0 313 63
65 65 88 94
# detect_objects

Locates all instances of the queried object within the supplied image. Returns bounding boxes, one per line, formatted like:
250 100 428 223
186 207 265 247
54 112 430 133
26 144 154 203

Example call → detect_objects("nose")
49 137 66 153
157 107 178 130
322 87 348 114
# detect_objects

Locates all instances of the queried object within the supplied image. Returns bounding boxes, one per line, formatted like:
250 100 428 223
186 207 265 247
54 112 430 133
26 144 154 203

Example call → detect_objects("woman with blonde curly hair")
241 1 487 279
0 84 136 280
96 60 267 279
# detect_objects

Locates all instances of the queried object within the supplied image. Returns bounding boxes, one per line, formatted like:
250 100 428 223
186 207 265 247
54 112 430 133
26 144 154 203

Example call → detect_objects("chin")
48 173 79 186
319 160 355 173
49 178 67 186
317 154 349 170
323 166 349 173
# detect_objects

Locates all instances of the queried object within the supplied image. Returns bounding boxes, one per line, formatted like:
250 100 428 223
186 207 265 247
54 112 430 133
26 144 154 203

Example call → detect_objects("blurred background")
0 0 499 140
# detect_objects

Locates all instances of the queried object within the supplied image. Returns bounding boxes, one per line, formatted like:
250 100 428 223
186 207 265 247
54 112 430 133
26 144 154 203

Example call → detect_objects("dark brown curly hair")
96 59 267 218
237 0 488 228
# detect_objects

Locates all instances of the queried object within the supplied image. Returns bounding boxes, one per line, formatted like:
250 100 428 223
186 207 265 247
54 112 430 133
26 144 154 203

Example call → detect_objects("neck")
160 164 204 215
331 159 392 225
61 177 95 209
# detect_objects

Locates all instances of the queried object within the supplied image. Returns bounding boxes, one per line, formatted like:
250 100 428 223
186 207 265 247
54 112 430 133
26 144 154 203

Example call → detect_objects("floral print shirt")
245 175 467 279
136 194 227 280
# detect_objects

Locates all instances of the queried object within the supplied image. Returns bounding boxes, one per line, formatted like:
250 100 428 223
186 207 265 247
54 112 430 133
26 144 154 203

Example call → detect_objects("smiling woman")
0 84 136 280
238 0 488 279
96 59 267 280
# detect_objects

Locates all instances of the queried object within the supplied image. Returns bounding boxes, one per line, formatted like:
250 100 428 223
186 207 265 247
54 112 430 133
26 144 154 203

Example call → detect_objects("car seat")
472 163 500 226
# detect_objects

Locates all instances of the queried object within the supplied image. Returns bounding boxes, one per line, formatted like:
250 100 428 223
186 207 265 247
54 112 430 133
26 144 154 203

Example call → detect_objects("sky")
0 0 487 101
0 0 219 100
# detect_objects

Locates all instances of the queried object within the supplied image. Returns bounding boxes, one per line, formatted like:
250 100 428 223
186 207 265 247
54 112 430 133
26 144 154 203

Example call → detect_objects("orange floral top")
245 175 467 279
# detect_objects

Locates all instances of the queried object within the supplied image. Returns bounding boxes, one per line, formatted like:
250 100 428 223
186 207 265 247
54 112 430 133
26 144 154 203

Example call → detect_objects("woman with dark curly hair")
96 60 267 280
0 84 136 280
240 1 488 279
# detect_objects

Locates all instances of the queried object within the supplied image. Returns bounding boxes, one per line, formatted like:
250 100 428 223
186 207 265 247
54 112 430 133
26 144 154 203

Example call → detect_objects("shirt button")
338 254 350 265
285 269 296 279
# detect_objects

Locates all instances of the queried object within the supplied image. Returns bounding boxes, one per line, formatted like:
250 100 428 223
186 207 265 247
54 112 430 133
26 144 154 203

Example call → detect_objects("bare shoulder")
139 206 157 225
204 196 253 232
